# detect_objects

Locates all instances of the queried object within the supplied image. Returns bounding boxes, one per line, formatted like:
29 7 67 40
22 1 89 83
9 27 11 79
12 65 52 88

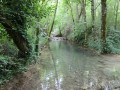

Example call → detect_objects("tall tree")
0 17 31 58
91 0 95 34
101 0 107 53
0 1 32 58
66 0 75 24
0 0 41 58
114 0 119 30
82 0 88 45
76 3 79 21
35 0 49 55
78 2 83 20
48 0 59 37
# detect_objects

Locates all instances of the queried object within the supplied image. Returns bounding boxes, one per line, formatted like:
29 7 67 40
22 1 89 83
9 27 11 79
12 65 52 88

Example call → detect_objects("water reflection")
40 41 120 90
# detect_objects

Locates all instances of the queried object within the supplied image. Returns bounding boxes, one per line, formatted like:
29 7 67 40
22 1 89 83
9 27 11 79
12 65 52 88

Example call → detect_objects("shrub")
0 56 26 84
106 33 120 54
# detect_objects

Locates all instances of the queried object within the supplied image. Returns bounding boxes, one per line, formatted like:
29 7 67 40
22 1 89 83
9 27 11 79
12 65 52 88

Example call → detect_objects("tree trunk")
78 2 83 20
0 20 31 58
35 27 40 55
48 0 58 38
114 0 119 30
76 3 79 21
82 0 88 45
67 0 75 25
91 0 95 34
0 9 31 58
101 0 107 53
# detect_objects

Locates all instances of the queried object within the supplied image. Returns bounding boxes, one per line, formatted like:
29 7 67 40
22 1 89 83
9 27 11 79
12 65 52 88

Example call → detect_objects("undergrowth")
0 38 27 84
0 56 26 84
0 32 47 85
70 26 120 54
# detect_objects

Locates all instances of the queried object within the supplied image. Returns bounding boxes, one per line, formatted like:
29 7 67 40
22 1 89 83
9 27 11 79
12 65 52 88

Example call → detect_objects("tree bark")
101 0 107 53
0 9 31 58
67 0 75 25
48 0 58 38
76 3 79 21
35 27 40 55
114 0 119 30
78 2 83 20
82 0 88 45
0 20 31 58
91 0 95 34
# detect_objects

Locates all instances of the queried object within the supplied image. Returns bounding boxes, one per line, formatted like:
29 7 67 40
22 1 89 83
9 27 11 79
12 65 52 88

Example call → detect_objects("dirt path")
1 64 41 90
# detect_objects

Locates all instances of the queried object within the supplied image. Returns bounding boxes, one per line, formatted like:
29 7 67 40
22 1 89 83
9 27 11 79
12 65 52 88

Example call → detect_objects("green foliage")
0 56 26 84
71 24 92 45
88 32 120 54
52 0 120 54
88 38 101 50
0 39 18 56
73 30 85 45
0 24 7 38
0 0 120 86
0 36 25 84
105 33 120 54
0 0 54 84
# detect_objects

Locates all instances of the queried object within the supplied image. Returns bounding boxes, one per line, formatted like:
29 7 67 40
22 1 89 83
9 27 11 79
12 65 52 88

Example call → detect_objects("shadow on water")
2 41 120 90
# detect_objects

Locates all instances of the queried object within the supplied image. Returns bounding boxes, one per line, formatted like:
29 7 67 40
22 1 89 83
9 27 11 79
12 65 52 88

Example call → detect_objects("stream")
2 41 120 90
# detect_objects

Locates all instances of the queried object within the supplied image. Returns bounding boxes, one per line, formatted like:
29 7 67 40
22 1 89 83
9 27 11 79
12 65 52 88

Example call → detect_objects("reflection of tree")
39 45 61 90
39 47 55 89
48 45 60 90
40 42 120 90
49 42 109 89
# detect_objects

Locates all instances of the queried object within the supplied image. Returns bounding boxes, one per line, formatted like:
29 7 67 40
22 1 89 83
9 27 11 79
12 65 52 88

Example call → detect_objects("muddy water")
2 41 120 90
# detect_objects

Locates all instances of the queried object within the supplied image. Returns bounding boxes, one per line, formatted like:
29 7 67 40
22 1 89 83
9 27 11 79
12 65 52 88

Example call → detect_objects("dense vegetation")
54 0 120 54
0 0 120 84
0 0 53 83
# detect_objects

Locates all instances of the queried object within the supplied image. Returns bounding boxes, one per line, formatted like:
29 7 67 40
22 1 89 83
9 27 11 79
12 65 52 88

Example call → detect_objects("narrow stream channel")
3 41 120 90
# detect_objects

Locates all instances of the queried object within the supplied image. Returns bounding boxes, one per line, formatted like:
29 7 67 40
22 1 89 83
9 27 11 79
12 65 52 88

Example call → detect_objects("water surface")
3 41 120 90
39 41 120 90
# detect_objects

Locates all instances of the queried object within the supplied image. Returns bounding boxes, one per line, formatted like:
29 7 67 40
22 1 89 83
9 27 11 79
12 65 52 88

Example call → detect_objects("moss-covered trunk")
0 17 31 58
82 0 88 45
114 0 119 30
48 0 58 38
101 0 107 53
91 0 95 35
